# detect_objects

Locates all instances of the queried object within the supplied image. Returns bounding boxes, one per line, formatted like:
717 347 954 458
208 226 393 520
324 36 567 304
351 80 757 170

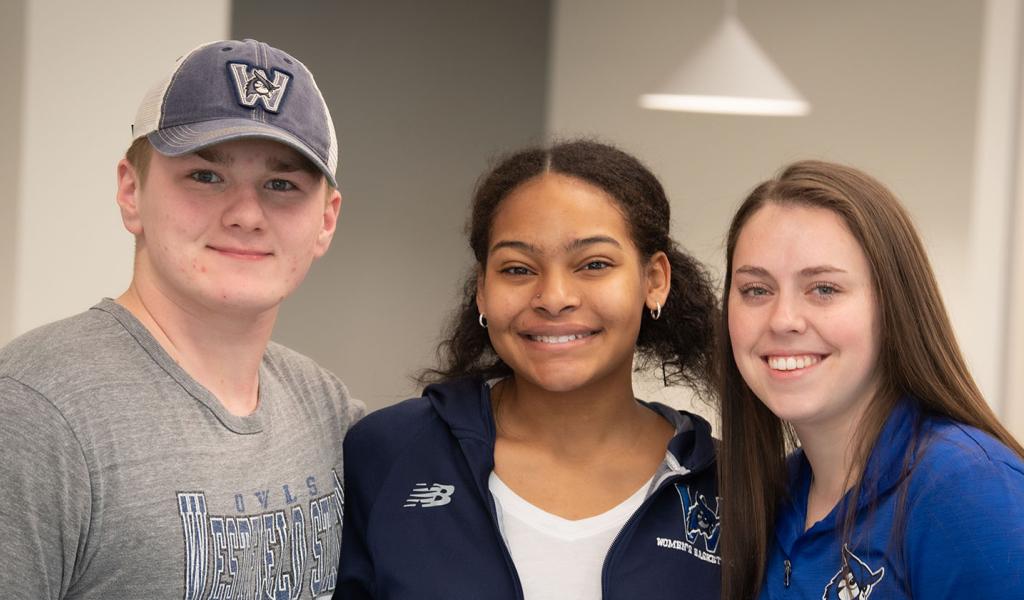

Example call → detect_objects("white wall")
1008 19 1024 439
0 0 25 345
966 0 1022 422
548 0 994 422
1009 157 1024 439
11 0 229 337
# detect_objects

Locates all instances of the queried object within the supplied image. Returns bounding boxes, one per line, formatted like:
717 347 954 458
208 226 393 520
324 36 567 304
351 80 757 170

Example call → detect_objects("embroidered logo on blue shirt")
822 545 885 600
403 483 455 508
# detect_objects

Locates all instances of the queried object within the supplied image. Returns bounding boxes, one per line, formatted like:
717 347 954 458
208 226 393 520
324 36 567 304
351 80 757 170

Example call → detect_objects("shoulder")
0 375 79 441
903 416 1024 532
263 340 337 383
263 341 365 420
915 417 1024 481
0 306 140 406
0 307 117 374
341 396 450 509
344 379 489 480
345 396 439 456
900 418 1024 592
644 401 714 436
645 401 718 470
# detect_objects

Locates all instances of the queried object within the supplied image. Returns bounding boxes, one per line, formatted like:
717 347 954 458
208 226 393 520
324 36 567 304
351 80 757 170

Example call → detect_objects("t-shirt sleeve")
904 435 1024 597
0 377 92 599
347 396 367 426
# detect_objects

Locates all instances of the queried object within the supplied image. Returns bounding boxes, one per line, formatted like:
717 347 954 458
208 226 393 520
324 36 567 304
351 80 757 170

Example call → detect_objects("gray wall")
233 0 552 409
0 0 24 345
550 0 981 278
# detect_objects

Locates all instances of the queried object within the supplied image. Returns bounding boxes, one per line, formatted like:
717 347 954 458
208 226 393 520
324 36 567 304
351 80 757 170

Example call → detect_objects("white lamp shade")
640 15 810 116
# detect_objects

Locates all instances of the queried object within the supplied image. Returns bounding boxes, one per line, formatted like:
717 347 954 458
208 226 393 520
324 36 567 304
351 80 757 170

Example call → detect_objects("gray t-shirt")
0 299 365 599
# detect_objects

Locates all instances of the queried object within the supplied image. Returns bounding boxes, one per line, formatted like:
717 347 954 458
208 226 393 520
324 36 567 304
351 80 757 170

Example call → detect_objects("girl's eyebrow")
734 265 770 277
490 240 537 254
799 265 847 277
734 265 847 277
490 235 622 256
565 235 622 252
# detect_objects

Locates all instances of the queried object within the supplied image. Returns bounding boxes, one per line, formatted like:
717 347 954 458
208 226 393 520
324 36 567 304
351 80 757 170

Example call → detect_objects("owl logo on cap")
229 63 291 113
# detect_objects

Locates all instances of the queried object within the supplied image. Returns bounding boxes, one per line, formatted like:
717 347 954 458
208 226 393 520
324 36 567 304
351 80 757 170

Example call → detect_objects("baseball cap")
132 39 338 187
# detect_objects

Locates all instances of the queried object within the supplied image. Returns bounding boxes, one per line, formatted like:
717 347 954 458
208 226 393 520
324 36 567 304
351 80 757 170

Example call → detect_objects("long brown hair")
717 160 1024 599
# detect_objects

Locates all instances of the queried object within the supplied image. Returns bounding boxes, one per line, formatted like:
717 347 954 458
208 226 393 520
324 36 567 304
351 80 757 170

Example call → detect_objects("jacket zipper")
474 392 712 600
485 489 526 600
599 471 690 598
784 559 792 587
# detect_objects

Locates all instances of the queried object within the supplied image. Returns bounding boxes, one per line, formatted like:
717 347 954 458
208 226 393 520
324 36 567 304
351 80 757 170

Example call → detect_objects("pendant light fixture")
639 0 810 116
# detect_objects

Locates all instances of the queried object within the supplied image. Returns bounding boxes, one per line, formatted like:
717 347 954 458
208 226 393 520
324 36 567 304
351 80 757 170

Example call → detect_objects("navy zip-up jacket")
335 378 721 599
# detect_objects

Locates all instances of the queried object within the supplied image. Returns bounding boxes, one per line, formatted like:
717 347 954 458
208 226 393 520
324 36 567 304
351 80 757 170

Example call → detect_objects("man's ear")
116 159 143 235
313 189 342 258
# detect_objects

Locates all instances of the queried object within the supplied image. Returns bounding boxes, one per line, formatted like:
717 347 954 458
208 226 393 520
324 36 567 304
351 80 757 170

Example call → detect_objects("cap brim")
147 119 337 187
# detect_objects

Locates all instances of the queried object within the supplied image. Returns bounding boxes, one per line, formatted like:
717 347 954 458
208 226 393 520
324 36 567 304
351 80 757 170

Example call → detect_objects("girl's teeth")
769 355 819 371
533 333 590 344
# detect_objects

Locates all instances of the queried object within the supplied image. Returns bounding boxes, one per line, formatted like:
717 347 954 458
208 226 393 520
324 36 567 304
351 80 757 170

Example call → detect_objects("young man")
0 39 364 599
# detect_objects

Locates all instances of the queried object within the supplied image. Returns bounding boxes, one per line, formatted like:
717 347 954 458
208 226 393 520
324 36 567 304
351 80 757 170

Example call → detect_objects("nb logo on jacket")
404 483 455 507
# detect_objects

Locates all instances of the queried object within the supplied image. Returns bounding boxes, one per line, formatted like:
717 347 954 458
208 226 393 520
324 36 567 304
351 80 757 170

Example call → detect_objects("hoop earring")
478 313 488 328
650 302 662 321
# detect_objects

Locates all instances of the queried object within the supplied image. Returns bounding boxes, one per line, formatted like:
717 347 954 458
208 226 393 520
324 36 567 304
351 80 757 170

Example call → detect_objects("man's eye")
582 261 610 271
266 179 296 191
190 171 222 184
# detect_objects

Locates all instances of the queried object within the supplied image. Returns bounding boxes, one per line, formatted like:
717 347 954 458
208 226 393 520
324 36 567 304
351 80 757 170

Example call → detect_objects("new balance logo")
403 483 455 508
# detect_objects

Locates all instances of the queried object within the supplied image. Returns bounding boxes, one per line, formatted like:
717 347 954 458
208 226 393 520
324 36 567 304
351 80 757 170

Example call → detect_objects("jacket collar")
422 377 718 498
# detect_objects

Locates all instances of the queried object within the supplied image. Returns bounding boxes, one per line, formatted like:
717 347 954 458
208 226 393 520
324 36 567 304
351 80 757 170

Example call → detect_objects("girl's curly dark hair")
422 139 718 395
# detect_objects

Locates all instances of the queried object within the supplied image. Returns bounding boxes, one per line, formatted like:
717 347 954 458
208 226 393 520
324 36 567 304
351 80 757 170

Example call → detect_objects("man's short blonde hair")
125 137 154 185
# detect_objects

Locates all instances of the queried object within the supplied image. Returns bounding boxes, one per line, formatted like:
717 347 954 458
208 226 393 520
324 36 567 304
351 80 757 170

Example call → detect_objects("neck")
794 403 873 529
117 280 277 416
798 421 858 504
493 369 653 456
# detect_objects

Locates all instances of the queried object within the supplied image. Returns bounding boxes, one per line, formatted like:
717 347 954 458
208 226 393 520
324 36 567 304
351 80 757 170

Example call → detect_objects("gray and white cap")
132 39 338 187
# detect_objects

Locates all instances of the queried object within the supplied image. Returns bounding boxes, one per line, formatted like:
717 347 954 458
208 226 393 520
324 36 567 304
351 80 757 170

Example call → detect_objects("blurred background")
2 0 1021 437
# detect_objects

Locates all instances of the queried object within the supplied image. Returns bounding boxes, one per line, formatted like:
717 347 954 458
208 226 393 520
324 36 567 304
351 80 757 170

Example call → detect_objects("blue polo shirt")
760 398 1024 599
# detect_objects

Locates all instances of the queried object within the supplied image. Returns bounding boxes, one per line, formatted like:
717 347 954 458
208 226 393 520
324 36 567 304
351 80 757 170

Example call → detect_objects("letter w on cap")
229 63 291 112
